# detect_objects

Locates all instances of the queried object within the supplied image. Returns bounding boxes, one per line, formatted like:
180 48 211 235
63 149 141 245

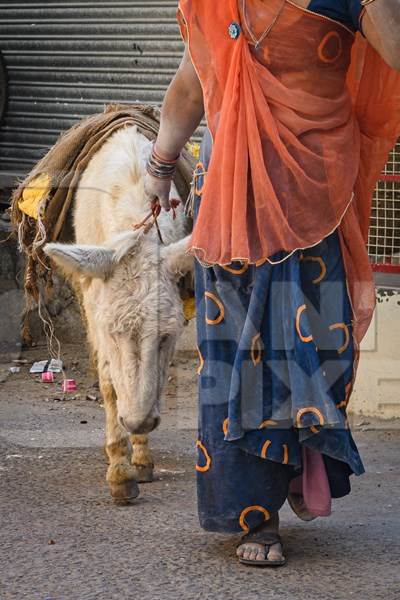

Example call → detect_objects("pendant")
228 22 241 40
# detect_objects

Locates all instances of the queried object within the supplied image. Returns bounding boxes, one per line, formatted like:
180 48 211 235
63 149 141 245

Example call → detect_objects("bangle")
153 145 180 164
146 144 180 181
360 0 377 6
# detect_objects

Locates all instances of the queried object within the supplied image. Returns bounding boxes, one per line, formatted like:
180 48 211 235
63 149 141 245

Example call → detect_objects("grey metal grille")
368 142 400 269
0 0 183 183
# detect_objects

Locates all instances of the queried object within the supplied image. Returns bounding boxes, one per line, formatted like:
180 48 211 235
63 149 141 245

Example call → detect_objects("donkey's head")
44 231 193 435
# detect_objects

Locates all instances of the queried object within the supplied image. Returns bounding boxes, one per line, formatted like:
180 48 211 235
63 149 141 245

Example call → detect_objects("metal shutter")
0 0 183 188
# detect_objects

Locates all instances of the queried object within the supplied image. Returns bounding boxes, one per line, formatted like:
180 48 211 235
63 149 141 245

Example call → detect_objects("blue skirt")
194 132 364 534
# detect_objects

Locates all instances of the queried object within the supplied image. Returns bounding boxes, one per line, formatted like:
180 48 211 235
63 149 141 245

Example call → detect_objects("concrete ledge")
351 287 400 421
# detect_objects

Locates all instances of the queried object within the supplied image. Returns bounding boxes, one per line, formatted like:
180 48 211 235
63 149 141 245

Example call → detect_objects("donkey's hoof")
131 464 154 483
110 479 140 505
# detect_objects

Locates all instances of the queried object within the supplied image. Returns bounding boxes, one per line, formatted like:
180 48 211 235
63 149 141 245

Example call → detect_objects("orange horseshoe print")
196 440 211 473
300 255 327 284
261 439 272 459
329 323 350 355
261 440 289 464
221 262 249 275
239 505 271 533
282 444 289 465
318 30 343 64
296 304 313 343
205 291 225 326
197 345 205 375
296 407 325 432
258 419 278 429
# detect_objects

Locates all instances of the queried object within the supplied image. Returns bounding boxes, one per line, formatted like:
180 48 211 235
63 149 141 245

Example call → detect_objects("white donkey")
44 126 193 503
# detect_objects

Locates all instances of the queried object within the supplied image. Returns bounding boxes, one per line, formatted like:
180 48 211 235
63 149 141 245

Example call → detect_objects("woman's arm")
362 1 400 70
144 47 204 210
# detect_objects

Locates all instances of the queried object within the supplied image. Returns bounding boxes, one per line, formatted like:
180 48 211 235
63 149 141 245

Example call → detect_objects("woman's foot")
236 541 284 563
287 493 317 522
236 513 286 567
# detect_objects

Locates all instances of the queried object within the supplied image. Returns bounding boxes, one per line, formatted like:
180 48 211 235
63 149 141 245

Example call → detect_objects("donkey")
44 126 193 503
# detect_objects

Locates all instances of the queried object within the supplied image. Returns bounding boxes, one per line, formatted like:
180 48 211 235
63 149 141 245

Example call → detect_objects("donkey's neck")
74 125 189 247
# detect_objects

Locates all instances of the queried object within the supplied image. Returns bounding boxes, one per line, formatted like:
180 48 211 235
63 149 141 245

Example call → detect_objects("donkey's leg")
130 434 154 483
80 291 138 503
102 377 140 503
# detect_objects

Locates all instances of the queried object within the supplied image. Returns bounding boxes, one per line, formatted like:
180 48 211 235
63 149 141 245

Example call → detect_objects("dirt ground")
0 342 399 600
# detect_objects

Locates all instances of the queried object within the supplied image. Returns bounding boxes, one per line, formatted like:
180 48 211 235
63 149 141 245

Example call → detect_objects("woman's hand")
144 172 173 211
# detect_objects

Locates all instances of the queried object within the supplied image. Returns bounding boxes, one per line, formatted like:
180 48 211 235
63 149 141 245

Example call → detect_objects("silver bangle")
146 145 179 180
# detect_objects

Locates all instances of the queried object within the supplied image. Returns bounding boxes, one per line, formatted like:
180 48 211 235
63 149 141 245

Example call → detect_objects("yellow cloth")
186 142 200 160
183 296 196 321
18 173 51 220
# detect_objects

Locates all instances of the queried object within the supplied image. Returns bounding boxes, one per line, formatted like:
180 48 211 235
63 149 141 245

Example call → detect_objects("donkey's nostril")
118 414 160 434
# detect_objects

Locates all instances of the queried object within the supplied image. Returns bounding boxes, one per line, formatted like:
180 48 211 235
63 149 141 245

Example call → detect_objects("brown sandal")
237 524 286 567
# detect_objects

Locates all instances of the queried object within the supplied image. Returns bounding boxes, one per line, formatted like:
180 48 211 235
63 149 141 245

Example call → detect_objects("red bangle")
153 144 180 164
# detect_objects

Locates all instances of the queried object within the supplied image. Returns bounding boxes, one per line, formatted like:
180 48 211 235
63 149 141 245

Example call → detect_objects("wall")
351 287 400 421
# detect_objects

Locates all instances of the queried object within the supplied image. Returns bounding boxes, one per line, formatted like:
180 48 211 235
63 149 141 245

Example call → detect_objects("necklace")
241 0 286 49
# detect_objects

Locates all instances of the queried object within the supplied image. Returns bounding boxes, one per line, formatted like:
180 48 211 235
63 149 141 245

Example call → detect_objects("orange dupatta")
178 0 400 341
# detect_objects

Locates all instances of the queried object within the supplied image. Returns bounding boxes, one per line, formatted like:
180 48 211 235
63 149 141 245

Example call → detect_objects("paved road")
0 344 399 600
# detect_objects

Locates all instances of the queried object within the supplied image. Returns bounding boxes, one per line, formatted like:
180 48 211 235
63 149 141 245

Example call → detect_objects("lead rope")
132 200 180 244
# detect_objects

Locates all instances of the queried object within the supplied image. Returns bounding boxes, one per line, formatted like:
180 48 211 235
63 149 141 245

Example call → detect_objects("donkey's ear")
44 243 115 280
162 236 194 280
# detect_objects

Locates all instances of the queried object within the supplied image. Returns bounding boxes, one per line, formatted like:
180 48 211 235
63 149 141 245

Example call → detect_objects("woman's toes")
242 545 252 560
255 547 267 561
267 542 283 562
251 548 261 561
237 543 265 561
237 541 284 562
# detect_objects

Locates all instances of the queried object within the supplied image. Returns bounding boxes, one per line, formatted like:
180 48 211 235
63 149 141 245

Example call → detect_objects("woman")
144 0 400 566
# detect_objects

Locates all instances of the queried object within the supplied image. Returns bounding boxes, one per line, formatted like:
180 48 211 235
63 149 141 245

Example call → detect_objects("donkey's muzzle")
119 413 160 435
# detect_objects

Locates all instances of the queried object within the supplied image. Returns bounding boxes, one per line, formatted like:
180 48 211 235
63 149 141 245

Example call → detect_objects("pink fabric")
290 447 332 517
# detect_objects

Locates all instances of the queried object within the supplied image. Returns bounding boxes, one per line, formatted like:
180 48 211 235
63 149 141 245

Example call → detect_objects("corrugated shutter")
0 0 183 188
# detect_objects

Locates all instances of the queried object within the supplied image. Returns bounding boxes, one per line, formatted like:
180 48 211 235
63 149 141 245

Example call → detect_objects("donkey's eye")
159 335 169 347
